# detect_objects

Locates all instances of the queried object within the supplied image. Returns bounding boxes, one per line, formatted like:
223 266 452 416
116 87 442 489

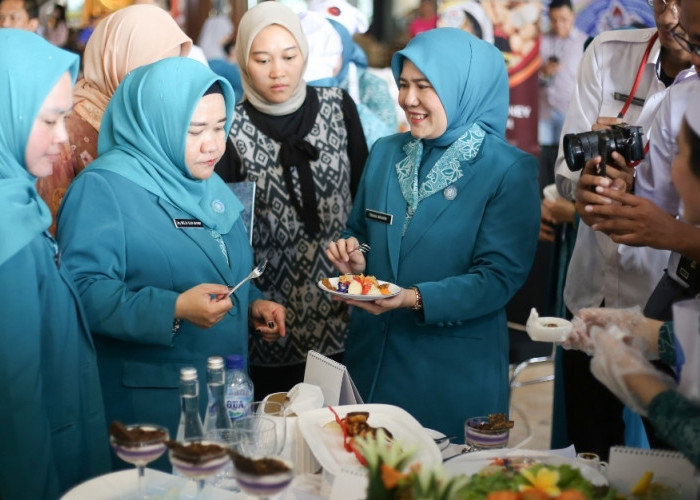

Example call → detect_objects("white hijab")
235 2 309 116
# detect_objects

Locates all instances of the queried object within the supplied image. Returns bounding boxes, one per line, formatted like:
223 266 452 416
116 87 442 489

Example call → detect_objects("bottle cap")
207 356 224 370
180 367 197 381
225 354 245 370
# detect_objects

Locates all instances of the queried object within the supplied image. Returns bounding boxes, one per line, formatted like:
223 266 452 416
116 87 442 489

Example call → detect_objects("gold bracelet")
410 286 423 311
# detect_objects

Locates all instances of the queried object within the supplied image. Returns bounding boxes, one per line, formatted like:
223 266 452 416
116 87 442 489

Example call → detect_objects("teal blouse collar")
397 123 485 234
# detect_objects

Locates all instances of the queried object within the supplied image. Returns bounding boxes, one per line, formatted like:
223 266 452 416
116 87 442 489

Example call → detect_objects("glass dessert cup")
108 422 169 499
229 415 292 499
465 416 510 450
168 439 231 497
230 454 294 499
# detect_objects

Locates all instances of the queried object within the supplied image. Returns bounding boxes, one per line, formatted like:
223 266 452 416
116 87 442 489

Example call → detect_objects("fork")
349 242 371 255
227 259 268 297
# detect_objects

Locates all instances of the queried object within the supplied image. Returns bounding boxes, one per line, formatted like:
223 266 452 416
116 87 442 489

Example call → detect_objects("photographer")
578 0 700 323
551 0 692 459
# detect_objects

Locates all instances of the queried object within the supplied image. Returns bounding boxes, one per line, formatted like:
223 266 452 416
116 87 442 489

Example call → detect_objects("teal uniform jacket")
343 132 540 441
58 170 262 464
0 232 110 498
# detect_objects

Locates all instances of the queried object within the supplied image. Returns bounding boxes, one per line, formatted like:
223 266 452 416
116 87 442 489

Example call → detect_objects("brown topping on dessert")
344 411 394 440
545 322 559 327
321 277 334 291
229 451 291 475
108 421 167 444
166 440 228 464
471 413 515 431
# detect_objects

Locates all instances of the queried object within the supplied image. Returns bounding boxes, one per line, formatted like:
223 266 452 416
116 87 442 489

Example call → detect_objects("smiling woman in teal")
326 28 541 440
57 58 286 469
0 29 110 498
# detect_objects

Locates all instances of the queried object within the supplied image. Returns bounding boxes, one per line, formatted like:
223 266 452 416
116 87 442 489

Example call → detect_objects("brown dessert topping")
471 413 515 431
166 440 228 464
108 421 167 444
229 451 291 475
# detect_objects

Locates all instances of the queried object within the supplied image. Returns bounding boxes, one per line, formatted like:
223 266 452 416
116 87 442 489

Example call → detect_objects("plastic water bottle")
176 367 204 441
224 354 253 422
203 356 232 437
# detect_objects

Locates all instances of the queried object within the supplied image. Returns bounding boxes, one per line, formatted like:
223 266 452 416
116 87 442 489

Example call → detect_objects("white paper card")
303 351 363 406
607 446 697 498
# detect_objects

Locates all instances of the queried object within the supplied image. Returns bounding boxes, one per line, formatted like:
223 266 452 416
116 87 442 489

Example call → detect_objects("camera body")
563 123 645 175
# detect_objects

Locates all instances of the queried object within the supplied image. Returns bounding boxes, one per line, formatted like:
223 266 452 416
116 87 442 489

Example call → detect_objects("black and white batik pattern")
231 87 352 366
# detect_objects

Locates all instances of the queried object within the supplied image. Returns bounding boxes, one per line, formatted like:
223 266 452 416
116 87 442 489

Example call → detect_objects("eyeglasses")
671 24 700 58
647 0 679 16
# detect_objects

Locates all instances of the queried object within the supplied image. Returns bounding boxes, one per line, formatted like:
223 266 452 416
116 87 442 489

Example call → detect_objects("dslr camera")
563 123 645 176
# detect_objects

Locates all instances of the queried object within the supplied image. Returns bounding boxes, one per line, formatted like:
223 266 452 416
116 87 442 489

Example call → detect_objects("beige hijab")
235 2 308 116
73 4 192 130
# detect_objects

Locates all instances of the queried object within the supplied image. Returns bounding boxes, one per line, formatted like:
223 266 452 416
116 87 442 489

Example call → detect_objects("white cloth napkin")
284 383 324 415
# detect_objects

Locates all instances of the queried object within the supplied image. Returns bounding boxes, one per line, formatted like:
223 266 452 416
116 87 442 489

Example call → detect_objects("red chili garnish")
328 406 368 466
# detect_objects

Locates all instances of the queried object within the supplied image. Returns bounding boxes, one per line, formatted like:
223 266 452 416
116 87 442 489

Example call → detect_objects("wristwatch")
409 286 423 311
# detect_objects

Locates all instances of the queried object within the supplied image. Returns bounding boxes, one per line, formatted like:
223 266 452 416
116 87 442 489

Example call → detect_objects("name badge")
613 91 645 107
365 209 393 225
173 218 203 228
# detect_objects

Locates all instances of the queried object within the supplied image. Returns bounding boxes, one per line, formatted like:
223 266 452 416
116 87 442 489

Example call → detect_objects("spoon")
434 435 457 445
227 260 268 297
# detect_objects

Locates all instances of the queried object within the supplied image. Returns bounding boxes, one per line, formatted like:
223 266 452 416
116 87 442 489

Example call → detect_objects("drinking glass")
245 400 287 456
168 438 230 498
230 416 294 499
109 423 169 499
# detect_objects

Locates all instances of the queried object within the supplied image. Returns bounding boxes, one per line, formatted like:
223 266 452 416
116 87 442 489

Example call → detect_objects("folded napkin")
285 383 324 415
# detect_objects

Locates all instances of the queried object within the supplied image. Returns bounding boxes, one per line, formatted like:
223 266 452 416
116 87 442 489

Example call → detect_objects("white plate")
424 428 450 451
317 277 401 301
297 404 442 476
61 468 242 499
443 448 607 486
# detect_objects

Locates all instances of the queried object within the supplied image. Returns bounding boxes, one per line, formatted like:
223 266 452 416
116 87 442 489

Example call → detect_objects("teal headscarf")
0 29 79 265
391 28 508 147
92 57 241 234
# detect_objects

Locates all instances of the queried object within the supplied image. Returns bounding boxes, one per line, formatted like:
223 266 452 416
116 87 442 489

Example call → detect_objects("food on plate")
108 420 167 444
322 274 393 296
354 433 619 500
166 440 228 464
325 407 394 465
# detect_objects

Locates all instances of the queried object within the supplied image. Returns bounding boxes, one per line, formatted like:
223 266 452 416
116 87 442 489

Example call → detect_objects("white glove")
589 325 675 416
563 306 646 355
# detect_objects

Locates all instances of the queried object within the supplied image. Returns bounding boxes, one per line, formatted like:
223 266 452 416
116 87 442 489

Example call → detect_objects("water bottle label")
226 396 252 420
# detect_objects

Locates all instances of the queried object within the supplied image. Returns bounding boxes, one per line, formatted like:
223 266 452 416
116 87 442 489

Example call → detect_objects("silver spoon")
227 259 268 297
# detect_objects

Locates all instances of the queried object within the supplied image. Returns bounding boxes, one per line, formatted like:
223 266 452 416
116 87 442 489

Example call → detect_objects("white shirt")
635 69 699 287
555 28 674 313
635 68 698 215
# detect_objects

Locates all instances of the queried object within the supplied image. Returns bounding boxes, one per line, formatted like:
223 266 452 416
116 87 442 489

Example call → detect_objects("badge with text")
173 218 203 229
365 209 393 225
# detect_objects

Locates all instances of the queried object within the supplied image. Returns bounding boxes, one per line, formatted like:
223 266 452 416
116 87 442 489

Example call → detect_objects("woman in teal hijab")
0 30 110 498
327 28 541 440
58 57 286 470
